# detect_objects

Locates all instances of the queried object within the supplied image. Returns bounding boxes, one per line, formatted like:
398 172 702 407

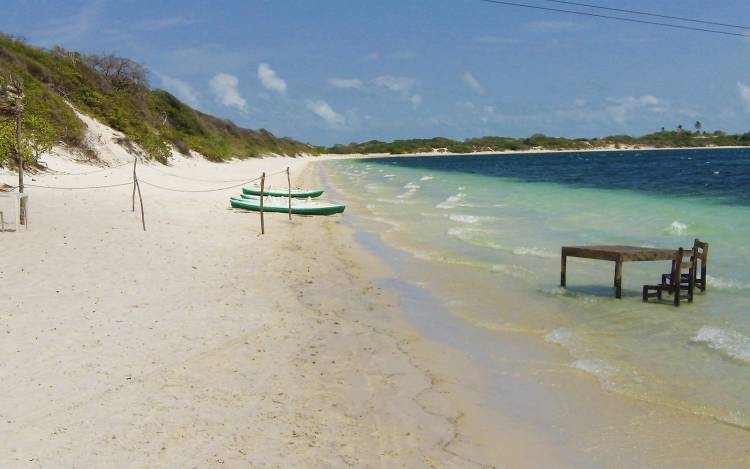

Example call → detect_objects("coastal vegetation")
0 33 318 166
327 130 750 155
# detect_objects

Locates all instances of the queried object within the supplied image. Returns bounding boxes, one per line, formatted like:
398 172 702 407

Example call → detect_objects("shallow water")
327 149 750 430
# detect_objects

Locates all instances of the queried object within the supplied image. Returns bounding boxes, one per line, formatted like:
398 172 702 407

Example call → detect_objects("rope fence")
23 181 134 190
1 163 296 234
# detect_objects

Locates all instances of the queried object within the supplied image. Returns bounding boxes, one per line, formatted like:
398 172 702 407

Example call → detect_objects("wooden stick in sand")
132 157 145 231
132 158 137 212
286 166 292 220
15 112 25 224
136 178 145 231
259 172 265 235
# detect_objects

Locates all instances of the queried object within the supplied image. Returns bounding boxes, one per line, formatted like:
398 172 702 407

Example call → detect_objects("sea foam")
707 275 750 290
449 214 495 224
691 326 750 363
512 246 558 259
419 175 434 181
545 328 573 347
437 193 466 209
490 263 533 280
667 221 688 235
572 359 618 387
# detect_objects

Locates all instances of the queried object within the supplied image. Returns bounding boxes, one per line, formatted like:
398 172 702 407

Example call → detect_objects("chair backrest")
693 238 709 278
669 247 696 288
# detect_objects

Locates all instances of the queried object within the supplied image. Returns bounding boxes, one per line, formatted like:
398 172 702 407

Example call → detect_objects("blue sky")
2 0 750 145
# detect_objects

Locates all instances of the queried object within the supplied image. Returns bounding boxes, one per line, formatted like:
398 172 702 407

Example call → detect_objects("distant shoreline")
321 144 750 159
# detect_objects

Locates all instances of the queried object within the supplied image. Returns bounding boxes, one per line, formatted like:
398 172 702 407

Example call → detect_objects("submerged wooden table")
560 245 677 298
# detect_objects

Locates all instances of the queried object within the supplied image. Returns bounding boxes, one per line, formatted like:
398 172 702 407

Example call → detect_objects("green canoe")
242 187 324 198
230 196 345 216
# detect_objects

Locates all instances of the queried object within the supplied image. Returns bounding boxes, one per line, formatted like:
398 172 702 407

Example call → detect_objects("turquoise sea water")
327 149 750 430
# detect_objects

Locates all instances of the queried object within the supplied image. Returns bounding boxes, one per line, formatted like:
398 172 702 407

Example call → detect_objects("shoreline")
320 144 750 159
320 156 750 466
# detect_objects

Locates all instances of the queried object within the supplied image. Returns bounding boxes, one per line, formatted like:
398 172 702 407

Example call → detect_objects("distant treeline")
327 130 750 155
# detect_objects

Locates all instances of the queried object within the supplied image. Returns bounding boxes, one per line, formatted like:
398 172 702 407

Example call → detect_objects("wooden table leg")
614 260 623 299
560 254 567 287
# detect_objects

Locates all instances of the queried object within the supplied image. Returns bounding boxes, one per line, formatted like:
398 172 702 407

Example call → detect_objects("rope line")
137 168 290 193
23 181 134 190
138 176 262 193
3 169 289 193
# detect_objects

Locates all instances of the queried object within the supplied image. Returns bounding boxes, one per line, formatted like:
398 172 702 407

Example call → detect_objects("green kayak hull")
242 187 324 198
230 197 345 216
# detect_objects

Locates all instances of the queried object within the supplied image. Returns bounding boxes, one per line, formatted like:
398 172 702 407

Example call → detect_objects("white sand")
0 120 497 466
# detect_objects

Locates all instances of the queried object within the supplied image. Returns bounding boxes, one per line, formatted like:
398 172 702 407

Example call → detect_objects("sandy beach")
2 138 750 467
0 155 398 465
0 130 517 467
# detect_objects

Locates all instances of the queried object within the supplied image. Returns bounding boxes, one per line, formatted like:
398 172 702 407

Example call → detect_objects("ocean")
325 148 750 431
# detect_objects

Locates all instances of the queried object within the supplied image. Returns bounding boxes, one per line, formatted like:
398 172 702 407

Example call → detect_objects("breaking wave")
691 326 750 363
667 221 688 235
448 214 496 224
706 275 750 290
437 193 466 209
545 327 573 347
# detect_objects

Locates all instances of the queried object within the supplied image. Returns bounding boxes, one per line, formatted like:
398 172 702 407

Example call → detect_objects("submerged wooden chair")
662 238 709 293
643 247 696 306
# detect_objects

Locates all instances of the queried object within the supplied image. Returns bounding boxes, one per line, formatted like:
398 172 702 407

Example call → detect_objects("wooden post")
132 158 137 212
286 166 292 220
560 253 567 287
259 172 265 235
614 258 623 299
15 112 25 225
131 157 145 231
136 178 145 231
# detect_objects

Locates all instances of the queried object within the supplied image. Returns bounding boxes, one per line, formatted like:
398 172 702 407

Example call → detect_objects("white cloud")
257 63 287 96
307 100 345 126
605 95 666 124
157 73 199 106
409 94 422 108
209 73 247 111
462 72 485 95
329 78 363 90
373 75 416 93
738 82 750 109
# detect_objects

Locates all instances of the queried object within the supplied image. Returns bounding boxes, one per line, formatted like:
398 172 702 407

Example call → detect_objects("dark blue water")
364 148 750 205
